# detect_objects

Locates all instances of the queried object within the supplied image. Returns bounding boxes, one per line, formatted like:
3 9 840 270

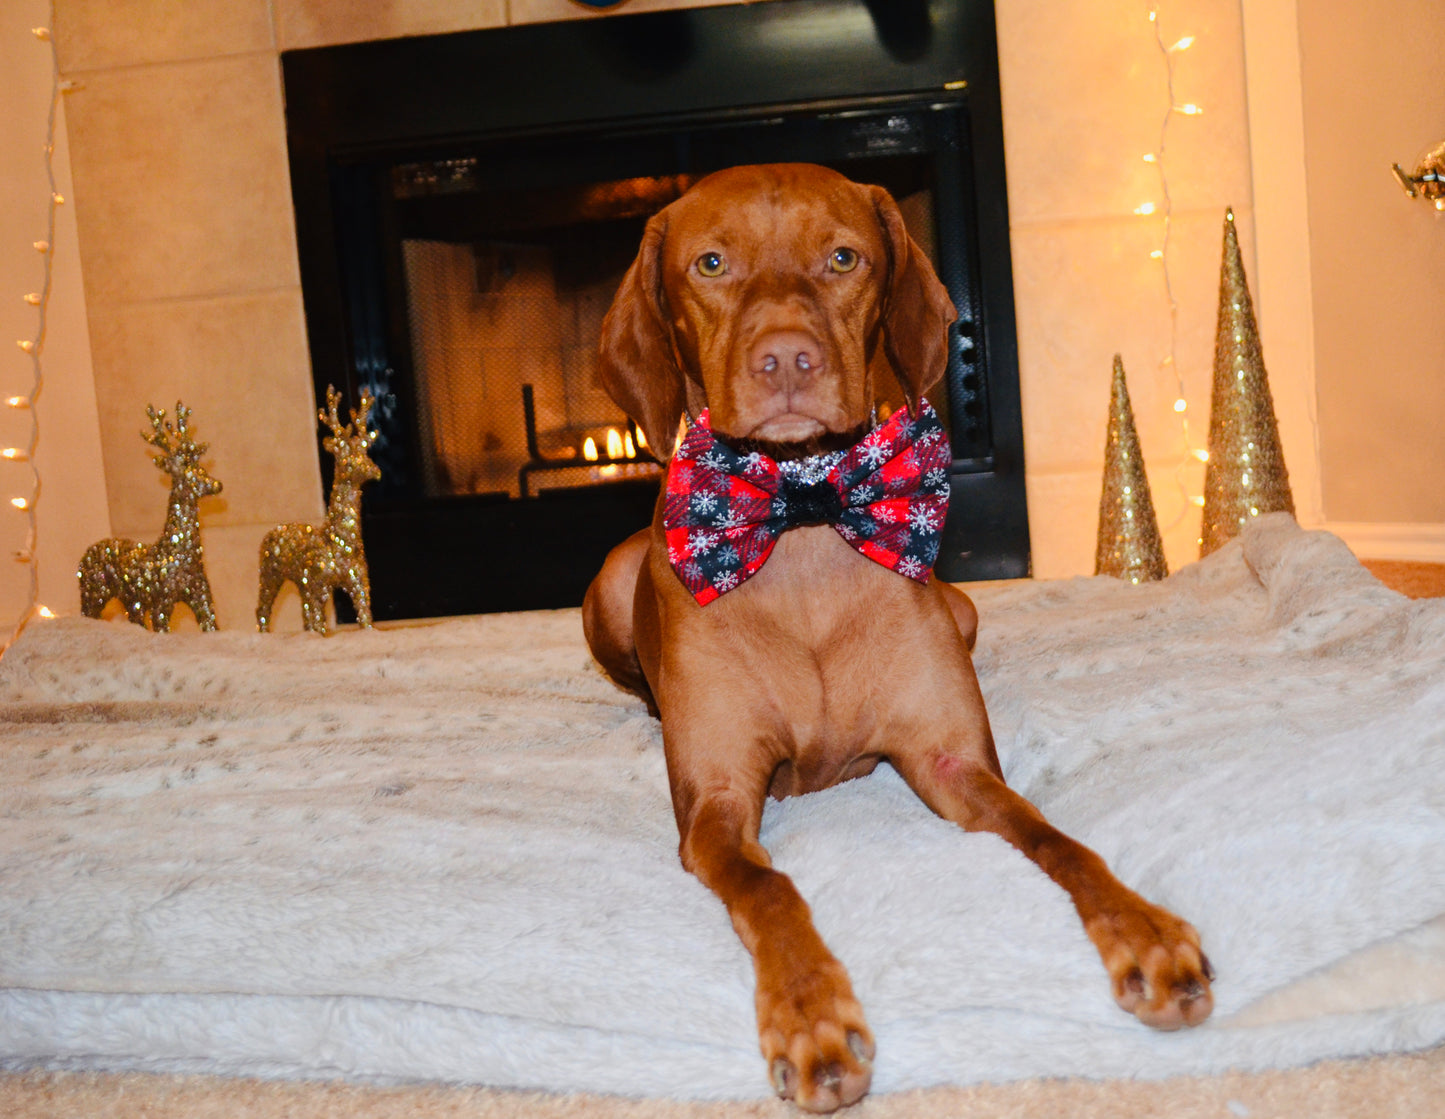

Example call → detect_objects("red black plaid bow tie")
663 399 951 605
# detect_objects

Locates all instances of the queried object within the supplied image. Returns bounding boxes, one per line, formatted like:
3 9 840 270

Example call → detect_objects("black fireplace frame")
283 0 1029 620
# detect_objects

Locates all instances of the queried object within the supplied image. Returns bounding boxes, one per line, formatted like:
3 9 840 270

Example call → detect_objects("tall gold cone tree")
1200 208 1295 556
1095 355 1168 582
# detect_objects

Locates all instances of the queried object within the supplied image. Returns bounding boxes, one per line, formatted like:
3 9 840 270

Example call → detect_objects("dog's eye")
829 247 859 273
695 252 727 277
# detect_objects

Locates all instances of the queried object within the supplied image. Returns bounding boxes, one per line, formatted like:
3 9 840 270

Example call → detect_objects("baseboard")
1320 521 1445 563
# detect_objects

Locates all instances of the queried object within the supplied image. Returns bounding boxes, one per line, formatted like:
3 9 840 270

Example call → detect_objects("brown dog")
583 163 1212 1111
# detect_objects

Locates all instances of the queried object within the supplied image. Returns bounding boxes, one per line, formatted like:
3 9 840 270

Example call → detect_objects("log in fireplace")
283 0 1028 620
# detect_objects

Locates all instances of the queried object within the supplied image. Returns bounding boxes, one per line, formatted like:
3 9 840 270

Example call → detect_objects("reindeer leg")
256 568 279 633
348 569 373 628
191 577 218 632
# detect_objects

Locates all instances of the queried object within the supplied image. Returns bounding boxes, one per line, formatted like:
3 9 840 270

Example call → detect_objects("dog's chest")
716 528 949 783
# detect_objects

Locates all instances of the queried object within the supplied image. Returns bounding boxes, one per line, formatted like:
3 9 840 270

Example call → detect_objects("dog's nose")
749 331 824 382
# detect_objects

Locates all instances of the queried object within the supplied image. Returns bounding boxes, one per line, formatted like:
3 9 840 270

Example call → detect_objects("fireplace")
283 0 1028 620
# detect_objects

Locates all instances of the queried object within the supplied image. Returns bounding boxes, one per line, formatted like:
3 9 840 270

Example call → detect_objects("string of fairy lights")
4 8 63 654
1139 5 1211 533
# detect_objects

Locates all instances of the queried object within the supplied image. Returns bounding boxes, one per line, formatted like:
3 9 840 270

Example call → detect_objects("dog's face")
598 163 956 456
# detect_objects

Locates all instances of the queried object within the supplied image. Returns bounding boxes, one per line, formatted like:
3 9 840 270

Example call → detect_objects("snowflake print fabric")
662 399 951 604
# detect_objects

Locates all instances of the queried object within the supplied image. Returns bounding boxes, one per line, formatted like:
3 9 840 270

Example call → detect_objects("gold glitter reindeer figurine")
78 402 223 631
257 386 380 635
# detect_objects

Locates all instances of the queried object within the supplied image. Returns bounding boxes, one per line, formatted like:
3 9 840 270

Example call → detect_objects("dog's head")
597 163 956 457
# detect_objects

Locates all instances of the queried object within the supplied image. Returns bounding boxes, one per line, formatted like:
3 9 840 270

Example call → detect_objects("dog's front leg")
674 784 874 1111
895 742 1215 1030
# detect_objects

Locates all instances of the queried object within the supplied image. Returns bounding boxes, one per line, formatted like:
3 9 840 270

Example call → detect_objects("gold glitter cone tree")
1199 209 1294 556
1095 355 1168 582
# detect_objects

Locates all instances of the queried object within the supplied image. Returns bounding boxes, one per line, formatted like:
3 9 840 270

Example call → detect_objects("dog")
582 163 1213 1111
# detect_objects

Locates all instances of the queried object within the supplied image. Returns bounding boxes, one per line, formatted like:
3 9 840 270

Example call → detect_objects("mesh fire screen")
399 176 941 500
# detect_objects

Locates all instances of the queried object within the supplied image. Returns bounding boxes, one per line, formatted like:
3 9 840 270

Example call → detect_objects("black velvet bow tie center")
780 476 846 527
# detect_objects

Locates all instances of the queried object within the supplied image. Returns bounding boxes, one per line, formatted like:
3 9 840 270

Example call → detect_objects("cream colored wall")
1297 0 1445 533
34 0 1429 629
0 0 109 636
997 0 1257 576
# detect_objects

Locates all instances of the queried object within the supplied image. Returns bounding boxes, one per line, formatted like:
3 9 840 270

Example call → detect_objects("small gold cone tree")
1095 355 1168 583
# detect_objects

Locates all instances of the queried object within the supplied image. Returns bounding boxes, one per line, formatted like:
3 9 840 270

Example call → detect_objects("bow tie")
662 399 951 605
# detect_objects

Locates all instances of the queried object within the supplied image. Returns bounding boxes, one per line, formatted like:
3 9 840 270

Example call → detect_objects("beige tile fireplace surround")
20 0 1444 631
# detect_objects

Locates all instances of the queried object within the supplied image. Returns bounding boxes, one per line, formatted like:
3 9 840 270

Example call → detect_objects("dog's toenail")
1125 968 1146 997
820 1063 843 1091
1202 953 1216 982
1178 977 1205 1001
770 1058 795 1098
848 1031 872 1062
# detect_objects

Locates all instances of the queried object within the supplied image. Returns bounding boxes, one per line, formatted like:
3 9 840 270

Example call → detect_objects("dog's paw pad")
1088 900 1214 1031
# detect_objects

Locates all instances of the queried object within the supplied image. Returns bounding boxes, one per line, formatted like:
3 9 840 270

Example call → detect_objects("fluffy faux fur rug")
1 514 1443 1101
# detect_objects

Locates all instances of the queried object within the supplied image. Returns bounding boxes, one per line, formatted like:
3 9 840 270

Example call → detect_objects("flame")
624 431 636 459
605 428 624 460
634 426 648 450
582 437 598 462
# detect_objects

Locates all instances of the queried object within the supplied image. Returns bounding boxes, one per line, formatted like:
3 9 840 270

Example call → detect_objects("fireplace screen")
397 168 943 501
283 0 1027 619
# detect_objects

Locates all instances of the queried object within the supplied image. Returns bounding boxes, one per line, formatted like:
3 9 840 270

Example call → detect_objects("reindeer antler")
353 388 378 447
143 401 208 462
320 385 347 437
319 386 379 447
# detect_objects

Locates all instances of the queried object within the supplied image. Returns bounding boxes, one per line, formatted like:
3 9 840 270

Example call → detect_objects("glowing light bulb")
1192 496 1206 507
36 606 55 619
1177 103 1203 115
2 449 28 461
32 240 50 253
17 340 36 353
1143 153 1157 163
24 293 41 305
5 397 30 409
1173 398 1188 413
1193 449 1210 463
11 497 30 511
1134 202 1157 216
1150 249 1164 259
1171 36 1195 51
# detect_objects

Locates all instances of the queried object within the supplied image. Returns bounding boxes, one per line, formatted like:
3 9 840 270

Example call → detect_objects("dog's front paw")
756 954 874 1112
1086 897 1214 1030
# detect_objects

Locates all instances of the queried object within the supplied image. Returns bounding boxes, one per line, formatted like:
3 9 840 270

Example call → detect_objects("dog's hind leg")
936 579 978 651
582 528 656 712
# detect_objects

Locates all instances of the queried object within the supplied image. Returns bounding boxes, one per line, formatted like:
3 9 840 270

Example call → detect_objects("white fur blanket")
2 514 1443 1098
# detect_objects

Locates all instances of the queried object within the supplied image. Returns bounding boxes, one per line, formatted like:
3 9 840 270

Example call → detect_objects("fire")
605 428 624 460
582 437 598 462
623 431 636 458
634 426 648 450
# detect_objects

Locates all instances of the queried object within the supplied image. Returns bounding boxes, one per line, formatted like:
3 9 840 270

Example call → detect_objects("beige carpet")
6 1047 1445 1119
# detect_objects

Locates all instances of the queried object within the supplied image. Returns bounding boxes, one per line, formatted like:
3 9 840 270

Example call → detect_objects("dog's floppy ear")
870 185 957 411
597 210 688 458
